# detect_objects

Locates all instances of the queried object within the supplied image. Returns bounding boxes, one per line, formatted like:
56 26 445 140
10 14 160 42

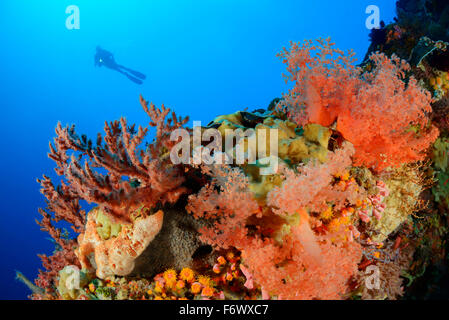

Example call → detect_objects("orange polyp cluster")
328 216 351 233
331 172 388 226
198 275 212 287
318 172 360 224
89 251 261 300
147 268 217 300
334 171 357 191
176 280 185 289
313 171 370 243
211 254 242 285
217 256 226 265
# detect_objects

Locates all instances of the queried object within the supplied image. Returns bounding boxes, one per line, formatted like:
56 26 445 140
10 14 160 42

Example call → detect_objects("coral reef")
19 0 449 300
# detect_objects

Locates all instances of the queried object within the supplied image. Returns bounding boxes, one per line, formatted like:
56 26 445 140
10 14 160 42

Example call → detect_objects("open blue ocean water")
0 0 396 299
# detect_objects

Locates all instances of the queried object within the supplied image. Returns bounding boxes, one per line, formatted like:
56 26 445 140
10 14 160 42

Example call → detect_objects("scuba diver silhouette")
94 46 146 85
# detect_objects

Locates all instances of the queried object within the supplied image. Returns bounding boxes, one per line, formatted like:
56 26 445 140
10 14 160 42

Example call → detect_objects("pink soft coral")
267 142 363 214
252 144 364 299
278 38 439 172
186 165 260 249
241 222 362 300
188 144 363 299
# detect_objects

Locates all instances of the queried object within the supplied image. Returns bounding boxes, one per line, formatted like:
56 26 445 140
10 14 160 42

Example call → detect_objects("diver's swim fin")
118 65 146 79
127 69 146 80
125 73 143 85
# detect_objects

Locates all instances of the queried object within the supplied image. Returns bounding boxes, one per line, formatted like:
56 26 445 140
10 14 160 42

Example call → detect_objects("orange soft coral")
336 53 439 171
278 38 439 172
241 229 362 300
277 37 359 127
188 144 363 300
249 143 365 299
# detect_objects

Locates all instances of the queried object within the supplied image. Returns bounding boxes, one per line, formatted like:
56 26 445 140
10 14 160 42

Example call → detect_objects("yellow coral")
430 71 449 97
247 172 283 200
179 268 195 282
303 123 332 148
163 269 177 287
328 216 351 233
217 113 330 167
213 112 243 127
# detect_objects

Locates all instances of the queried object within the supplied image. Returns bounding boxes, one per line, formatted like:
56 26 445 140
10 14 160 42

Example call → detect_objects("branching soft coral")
278 38 439 172
39 95 189 225
35 95 189 293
